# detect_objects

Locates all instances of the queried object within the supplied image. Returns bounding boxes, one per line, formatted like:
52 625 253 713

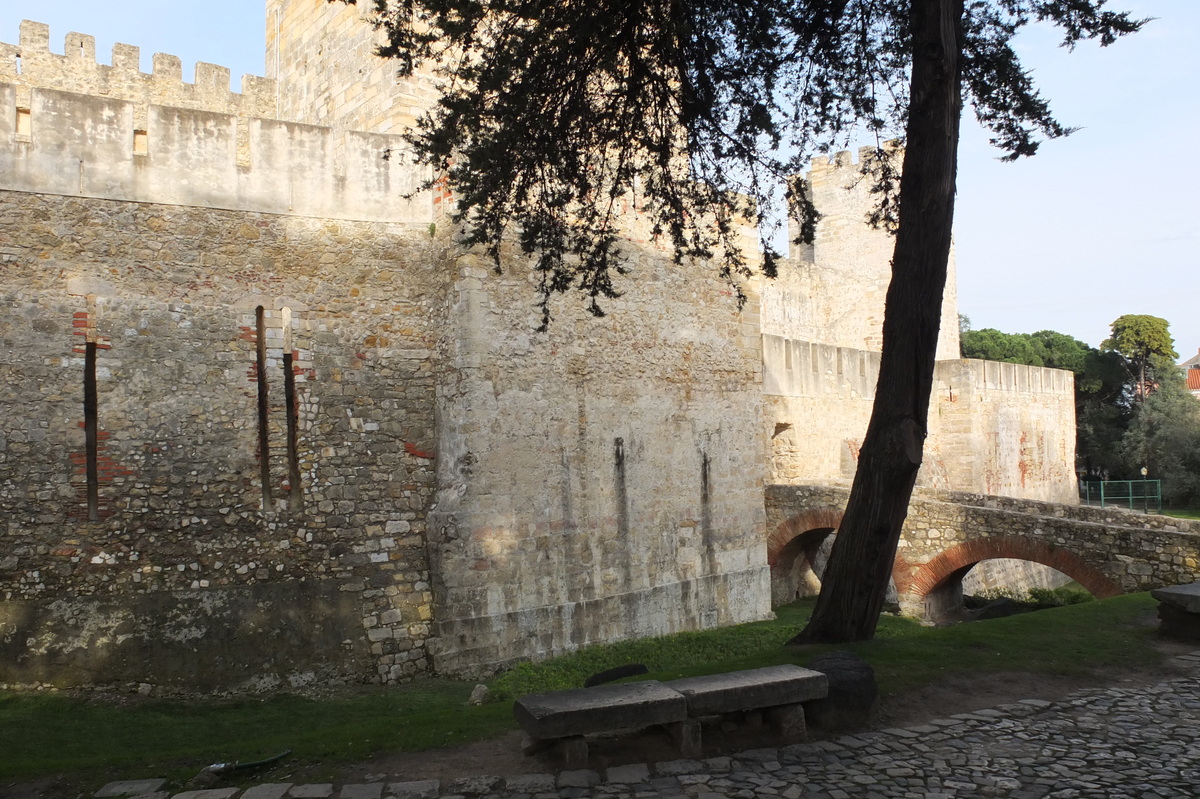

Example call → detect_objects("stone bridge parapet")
766 484 1200 618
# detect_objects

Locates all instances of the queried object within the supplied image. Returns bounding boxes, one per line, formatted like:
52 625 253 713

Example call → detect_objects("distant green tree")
961 328 1043 365
1103 314 1179 402
1075 347 1131 479
1029 330 1090 374
1120 374 1200 507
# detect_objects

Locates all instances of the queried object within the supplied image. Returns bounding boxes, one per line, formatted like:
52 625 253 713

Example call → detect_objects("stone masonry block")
514 681 687 739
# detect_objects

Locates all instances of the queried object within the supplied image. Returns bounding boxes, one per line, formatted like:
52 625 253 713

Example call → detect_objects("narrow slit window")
281 307 303 510
255 306 272 506
16 107 31 138
14 53 22 75
83 341 99 521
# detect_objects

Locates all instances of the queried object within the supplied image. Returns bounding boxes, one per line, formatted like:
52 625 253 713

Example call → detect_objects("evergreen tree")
1121 373 1200 507
1103 314 1179 403
350 0 1144 642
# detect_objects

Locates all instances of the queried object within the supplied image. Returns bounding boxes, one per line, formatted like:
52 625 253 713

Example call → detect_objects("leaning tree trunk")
790 0 965 644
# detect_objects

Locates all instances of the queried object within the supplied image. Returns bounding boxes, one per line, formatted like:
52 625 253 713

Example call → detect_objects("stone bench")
513 666 829 767
1151 581 1200 640
666 664 828 738
515 680 691 767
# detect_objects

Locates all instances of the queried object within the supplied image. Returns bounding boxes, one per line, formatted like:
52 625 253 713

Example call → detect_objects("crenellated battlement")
0 82 433 225
774 141 960 361
0 20 277 124
806 142 903 177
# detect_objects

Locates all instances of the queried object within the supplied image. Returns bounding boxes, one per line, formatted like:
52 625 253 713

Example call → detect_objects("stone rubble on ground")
91 656 1200 799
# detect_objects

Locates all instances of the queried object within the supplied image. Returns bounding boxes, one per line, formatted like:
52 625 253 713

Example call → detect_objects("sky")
2 1 1197 358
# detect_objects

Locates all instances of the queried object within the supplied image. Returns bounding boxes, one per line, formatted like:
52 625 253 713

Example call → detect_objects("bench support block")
668 719 702 758
555 736 589 769
766 702 807 740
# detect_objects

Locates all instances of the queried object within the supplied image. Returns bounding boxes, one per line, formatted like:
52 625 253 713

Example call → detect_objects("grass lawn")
0 592 1164 790
1163 508 1200 520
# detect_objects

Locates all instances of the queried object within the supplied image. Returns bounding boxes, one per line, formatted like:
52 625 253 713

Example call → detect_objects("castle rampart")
763 333 1077 504
0 9 1085 693
0 187 447 691
0 82 432 224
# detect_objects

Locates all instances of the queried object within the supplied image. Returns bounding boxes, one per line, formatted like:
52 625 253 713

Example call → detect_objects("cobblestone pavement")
96 655 1200 799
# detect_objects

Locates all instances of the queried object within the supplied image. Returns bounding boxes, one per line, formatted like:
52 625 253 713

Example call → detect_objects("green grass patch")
0 680 513 788
0 593 1163 788
495 593 1160 699
1164 508 1200 520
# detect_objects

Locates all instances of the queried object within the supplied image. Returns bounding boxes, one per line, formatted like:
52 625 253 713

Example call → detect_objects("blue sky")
3 2 1197 358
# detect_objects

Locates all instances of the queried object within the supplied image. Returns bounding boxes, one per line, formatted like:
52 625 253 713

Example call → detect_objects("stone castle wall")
427 243 771 676
0 188 447 691
930 359 1077 503
763 337 1077 503
1 11 1085 691
0 17 772 689
0 21 277 122
761 148 1076 505
0 82 431 224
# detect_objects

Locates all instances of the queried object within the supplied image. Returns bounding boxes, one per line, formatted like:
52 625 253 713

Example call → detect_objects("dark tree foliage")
344 0 1143 642
1121 373 1200 508
345 0 1139 326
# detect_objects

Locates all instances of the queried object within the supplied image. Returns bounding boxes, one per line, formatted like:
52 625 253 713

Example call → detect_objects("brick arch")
898 536 1122 600
767 508 843 566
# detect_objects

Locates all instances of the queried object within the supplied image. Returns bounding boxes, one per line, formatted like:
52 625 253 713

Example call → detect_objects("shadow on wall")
0 580 373 692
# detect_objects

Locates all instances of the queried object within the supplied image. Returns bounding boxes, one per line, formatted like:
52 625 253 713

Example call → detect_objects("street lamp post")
1141 466 1149 513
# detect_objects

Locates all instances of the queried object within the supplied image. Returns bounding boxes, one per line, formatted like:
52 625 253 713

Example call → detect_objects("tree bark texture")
791 0 964 644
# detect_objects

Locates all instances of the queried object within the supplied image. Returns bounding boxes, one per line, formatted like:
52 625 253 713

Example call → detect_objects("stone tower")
266 0 439 134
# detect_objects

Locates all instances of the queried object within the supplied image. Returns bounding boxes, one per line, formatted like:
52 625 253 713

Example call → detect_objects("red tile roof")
1188 369 1200 392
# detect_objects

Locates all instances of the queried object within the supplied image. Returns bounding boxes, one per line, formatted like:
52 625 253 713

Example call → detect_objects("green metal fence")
1079 479 1162 513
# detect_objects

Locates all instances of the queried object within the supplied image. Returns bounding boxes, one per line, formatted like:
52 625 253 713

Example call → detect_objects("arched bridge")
766 484 1200 619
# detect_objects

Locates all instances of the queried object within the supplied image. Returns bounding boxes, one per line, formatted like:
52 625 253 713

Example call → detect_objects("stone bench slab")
1151 582 1200 614
665 665 829 717
514 680 687 739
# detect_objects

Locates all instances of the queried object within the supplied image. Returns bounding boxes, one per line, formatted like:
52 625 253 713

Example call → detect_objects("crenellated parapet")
0 20 277 126
0 82 433 224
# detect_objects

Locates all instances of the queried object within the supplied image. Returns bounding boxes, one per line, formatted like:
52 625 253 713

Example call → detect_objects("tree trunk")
790 0 964 644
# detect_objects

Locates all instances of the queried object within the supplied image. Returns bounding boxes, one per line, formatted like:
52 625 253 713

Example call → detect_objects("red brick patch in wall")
69 428 135 521
404 442 434 459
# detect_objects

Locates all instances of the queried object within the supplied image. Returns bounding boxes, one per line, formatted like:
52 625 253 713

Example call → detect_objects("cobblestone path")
96 659 1200 799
